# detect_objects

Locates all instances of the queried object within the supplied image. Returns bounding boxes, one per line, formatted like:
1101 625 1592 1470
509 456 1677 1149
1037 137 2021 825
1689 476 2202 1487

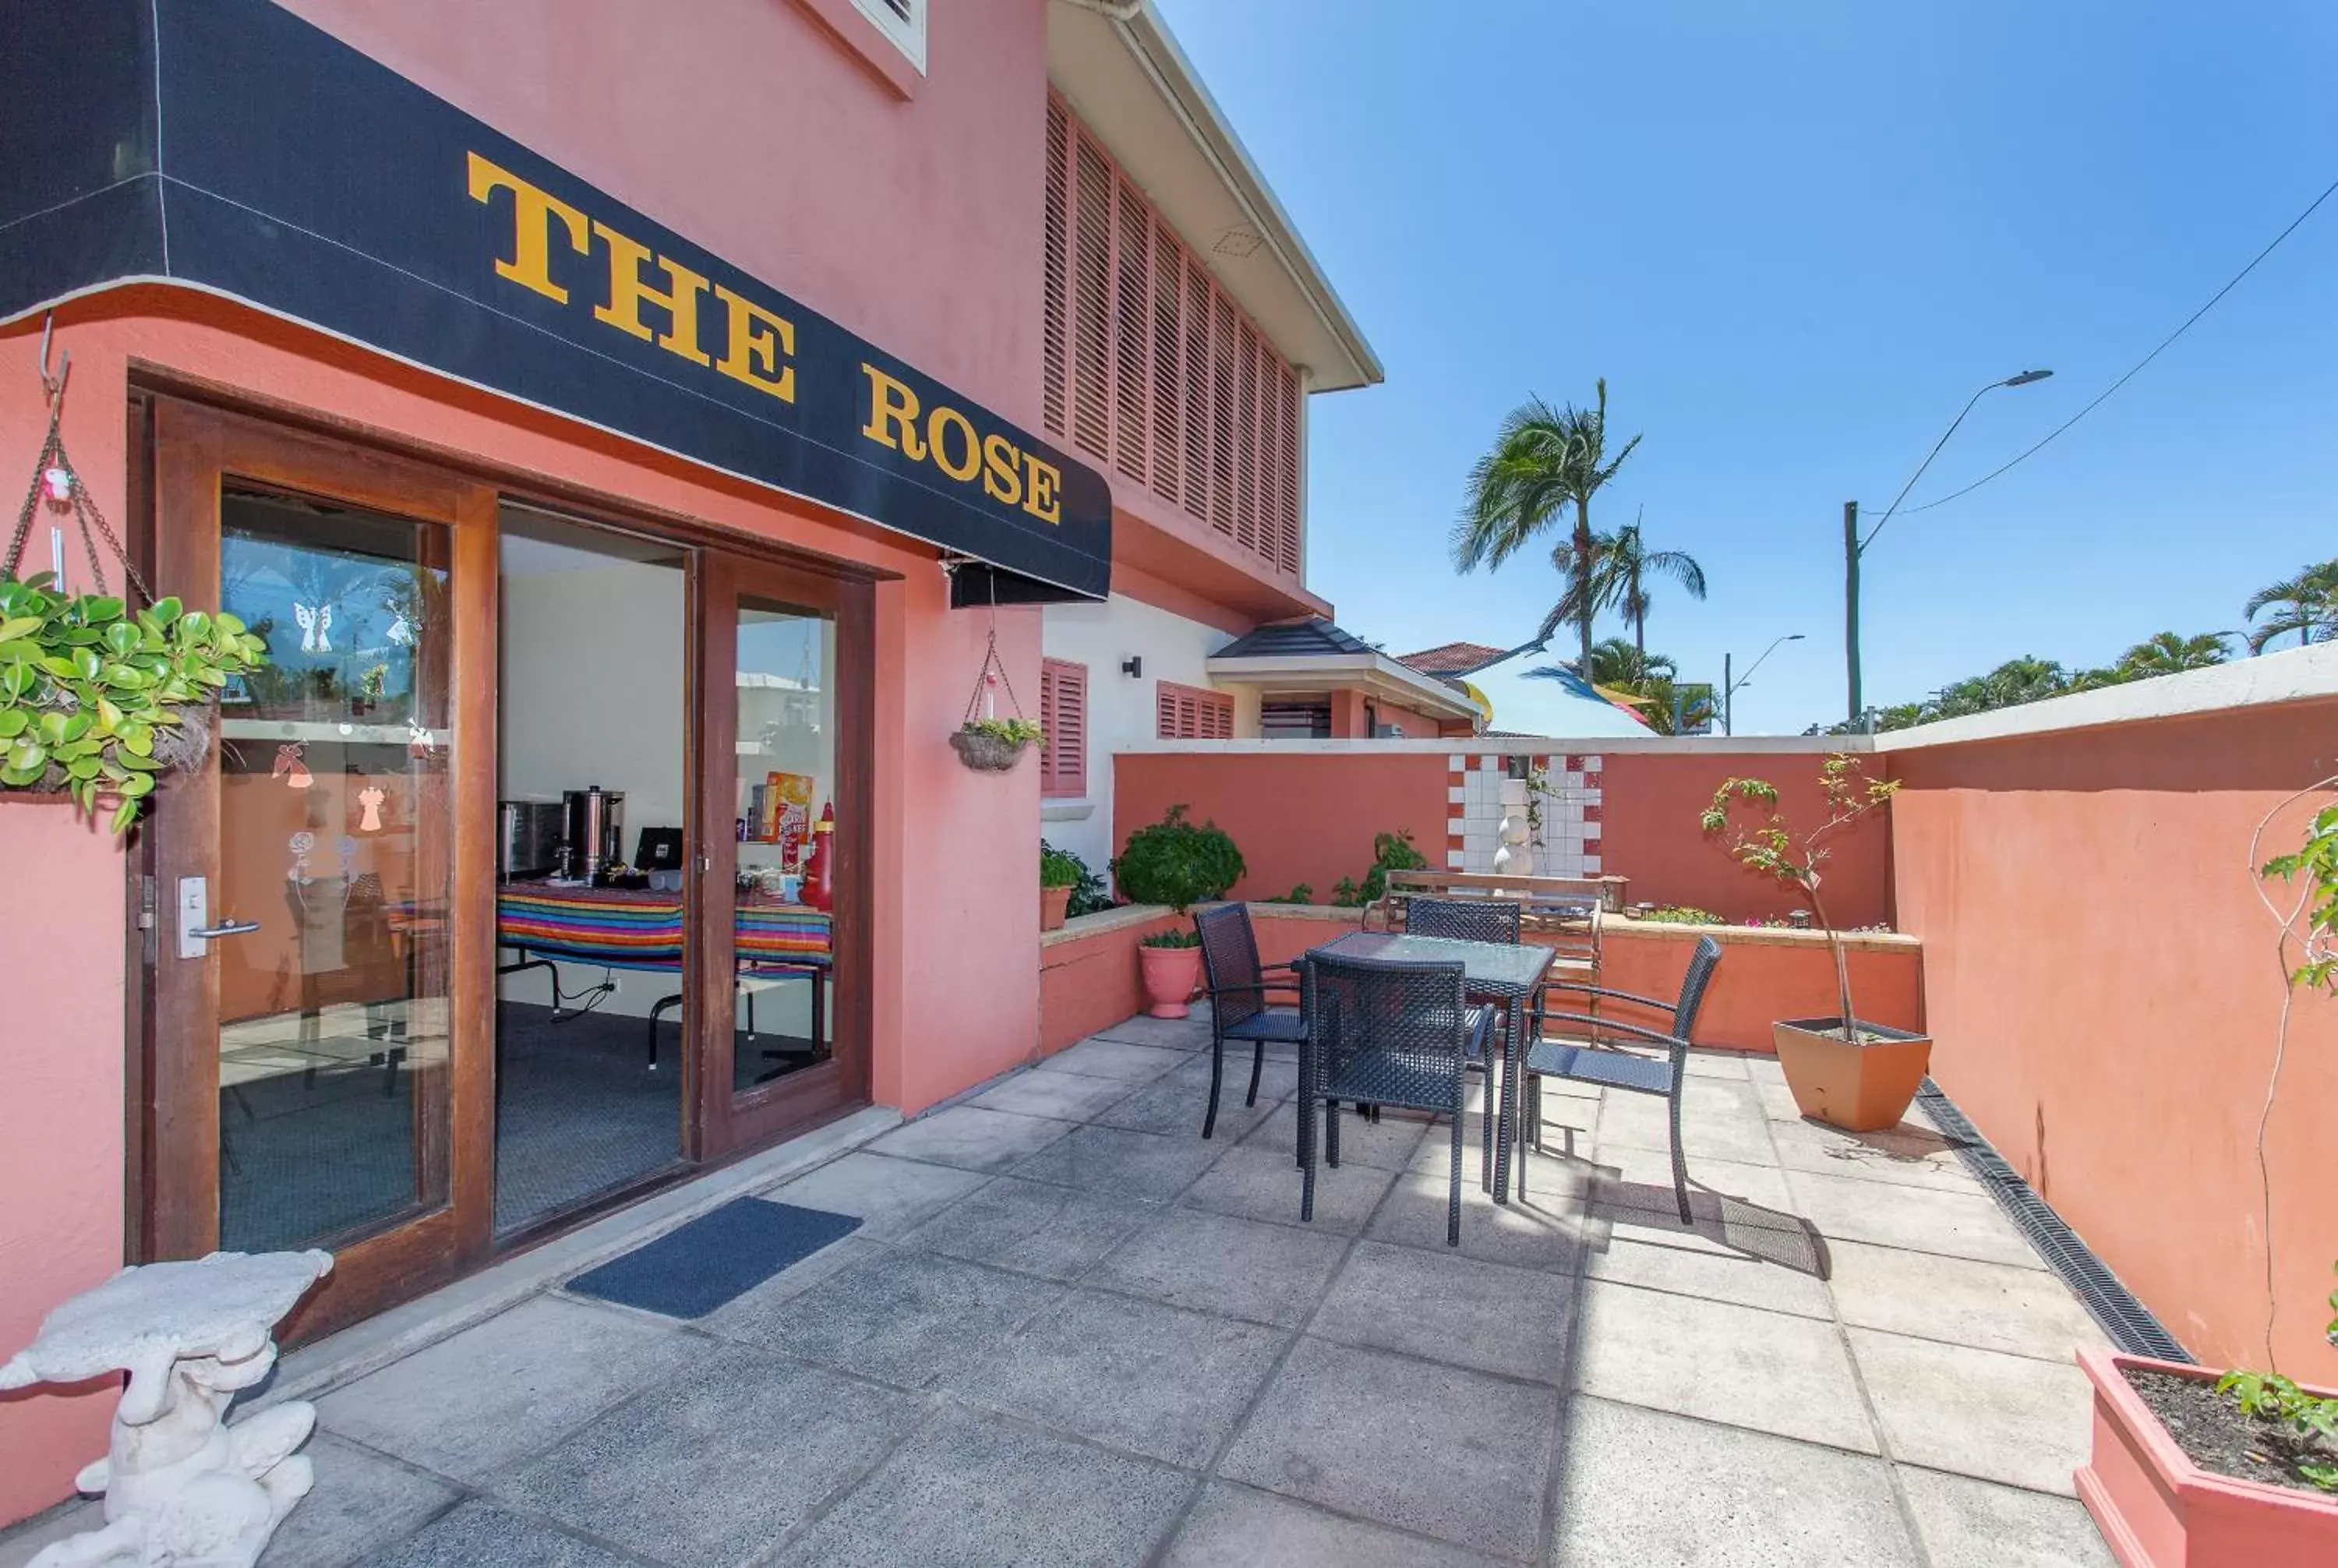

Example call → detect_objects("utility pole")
1723 651 1733 736
1843 500 1860 727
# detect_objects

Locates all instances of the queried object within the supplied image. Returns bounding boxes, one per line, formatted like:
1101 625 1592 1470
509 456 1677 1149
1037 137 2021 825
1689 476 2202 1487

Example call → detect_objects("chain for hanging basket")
6 320 150 604
949 577 1040 772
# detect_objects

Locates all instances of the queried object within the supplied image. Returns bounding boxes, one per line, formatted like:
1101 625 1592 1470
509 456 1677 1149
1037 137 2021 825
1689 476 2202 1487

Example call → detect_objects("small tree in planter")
1039 840 1088 932
1701 753 1923 1131
1113 805 1244 1018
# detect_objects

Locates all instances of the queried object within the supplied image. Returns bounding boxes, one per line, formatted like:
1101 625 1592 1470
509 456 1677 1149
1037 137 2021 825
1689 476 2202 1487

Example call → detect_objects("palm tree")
2244 560 2338 653
2117 630 2232 676
1453 380 1643 671
1610 509 1707 659
1584 636 1674 687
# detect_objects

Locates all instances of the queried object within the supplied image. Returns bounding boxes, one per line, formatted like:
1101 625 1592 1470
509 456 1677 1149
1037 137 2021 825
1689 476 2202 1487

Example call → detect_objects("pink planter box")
2075 1347 2338 1566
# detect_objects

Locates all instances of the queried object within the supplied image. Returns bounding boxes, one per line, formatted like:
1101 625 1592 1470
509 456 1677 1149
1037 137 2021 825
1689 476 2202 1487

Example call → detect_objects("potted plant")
2078 794 2338 1563
951 716 1042 772
1040 840 1082 932
1 576 268 833
1702 754 1927 1132
1112 804 1245 1017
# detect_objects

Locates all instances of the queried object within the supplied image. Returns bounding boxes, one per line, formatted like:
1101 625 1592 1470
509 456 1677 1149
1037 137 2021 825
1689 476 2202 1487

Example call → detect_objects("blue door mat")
564 1197 862 1318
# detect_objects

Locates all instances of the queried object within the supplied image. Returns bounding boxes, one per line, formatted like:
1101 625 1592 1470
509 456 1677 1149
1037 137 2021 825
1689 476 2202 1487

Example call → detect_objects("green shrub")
1112 804 1244 913
1140 927 1201 949
1041 839 1113 916
1330 829 1429 907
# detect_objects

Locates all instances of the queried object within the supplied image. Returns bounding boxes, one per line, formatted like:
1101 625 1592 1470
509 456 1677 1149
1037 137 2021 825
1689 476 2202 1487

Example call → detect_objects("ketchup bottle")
803 801 835 912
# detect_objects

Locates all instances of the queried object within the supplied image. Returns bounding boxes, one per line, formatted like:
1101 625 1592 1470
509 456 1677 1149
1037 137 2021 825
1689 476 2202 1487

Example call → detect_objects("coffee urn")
563 786 626 880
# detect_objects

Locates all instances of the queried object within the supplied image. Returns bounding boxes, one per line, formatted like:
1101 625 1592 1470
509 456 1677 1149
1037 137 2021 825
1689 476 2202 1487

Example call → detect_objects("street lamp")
1845 369 2052 723
1722 634 1803 736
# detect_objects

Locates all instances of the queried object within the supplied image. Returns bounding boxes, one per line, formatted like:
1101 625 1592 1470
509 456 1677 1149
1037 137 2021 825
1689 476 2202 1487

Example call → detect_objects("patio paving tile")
965 1068 1140 1122
896 1174 1159 1281
0 1505 97 1568
257 1433 460 1567
1677 1047 1753 1080
1573 1281 1878 1453
1579 1143 1800 1217
1160 1482 1504 1567
1310 1240 1577 1384
1181 1142 1396 1234
1093 1012 1214 1051
765 1404 1193 1568
1767 1115 1987 1195
865 1104 1072 1173
314 1294 698 1481
695 1234 888 1333
1785 1168 2047 1270
1548 1397 1921 1567
1157 1046 1301 1103
1826 1239 2107 1361
1581 1233 1835 1320
1895 1464 2117 1566
1847 1328 2094 1496
1093 1061 1282 1142
1597 1093 1781 1167
727 1248 1061 1390
1091 1207 1348 1326
760 1150 991 1238
1366 1174 1587 1273
497 1344 918 1568
1037 1037 1192 1082
360 1500 643 1566
1009 1121 1228 1201
955 1287 1287 1467
1245 1099 1430 1171
1220 1336 1558 1559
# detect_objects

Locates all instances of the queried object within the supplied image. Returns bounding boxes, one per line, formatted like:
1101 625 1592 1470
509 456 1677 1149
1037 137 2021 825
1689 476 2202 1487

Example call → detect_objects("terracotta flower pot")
1040 884 1072 932
1138 942 1203 1019
1771 1016 1933 1132
2075 1347 2338 1566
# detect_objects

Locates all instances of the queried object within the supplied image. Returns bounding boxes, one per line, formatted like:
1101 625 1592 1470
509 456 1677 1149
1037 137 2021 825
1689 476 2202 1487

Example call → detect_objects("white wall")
1039 592 1257 883
498 556 687 1019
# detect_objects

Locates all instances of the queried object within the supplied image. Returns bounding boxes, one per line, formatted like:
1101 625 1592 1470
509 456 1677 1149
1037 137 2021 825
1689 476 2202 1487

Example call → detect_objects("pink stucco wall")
0 0 1065 1518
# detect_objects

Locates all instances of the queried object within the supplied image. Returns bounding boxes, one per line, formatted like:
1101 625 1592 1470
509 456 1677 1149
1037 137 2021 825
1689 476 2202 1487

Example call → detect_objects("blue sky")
1155 1 2338 734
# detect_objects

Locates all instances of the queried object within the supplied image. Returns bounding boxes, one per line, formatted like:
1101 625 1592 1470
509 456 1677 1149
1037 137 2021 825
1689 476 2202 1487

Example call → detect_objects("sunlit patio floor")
3 1010 2120 1566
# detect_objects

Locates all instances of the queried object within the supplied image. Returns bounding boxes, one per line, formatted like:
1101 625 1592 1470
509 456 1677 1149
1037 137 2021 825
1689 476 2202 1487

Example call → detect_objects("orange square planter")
1040 885 1072 932
1771 1017 1932 1132
2075 1347 2338 1566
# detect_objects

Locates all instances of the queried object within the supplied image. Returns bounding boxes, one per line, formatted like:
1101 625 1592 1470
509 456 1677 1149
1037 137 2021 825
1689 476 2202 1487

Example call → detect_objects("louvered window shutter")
1040 660 1086 799
1156 681 1233 740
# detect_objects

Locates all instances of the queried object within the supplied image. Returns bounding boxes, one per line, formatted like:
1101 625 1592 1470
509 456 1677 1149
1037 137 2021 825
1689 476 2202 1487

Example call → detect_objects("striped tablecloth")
496 885 832 971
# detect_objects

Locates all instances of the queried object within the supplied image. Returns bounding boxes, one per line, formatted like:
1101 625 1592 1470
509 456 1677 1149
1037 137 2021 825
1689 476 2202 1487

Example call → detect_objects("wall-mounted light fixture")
1121 656 1143 678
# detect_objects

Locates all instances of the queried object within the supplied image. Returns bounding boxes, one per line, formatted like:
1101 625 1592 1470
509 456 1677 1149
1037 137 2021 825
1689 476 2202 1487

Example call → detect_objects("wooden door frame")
694 552 874 1154
144 400 499 1339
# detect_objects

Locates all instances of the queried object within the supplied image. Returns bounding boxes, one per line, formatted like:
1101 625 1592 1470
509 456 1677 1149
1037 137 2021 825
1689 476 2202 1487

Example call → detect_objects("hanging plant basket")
948 590 1042 775
951 722 1040 772
1 321 268 832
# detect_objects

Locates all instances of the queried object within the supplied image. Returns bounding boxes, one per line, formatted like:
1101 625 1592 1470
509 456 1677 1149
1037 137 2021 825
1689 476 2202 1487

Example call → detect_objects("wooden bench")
1365 870 1614 983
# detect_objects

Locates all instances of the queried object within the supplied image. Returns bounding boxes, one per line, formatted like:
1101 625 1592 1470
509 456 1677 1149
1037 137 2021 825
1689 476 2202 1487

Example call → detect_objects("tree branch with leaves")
1701 754 1899 1040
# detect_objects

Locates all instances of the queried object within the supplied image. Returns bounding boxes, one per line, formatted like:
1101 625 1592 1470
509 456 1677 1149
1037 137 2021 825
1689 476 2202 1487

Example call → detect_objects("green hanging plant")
0 573 269 833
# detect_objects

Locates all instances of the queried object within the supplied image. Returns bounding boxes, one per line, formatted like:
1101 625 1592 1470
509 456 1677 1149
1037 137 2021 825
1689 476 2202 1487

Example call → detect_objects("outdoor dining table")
1301 930 1556 1206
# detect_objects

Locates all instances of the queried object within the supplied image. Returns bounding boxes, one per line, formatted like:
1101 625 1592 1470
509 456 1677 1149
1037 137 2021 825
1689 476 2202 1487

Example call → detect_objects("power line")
1903 172 2338 516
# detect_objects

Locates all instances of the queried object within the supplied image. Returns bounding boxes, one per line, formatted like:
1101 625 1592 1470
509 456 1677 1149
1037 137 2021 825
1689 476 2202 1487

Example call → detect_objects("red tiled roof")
1395 642 1506 676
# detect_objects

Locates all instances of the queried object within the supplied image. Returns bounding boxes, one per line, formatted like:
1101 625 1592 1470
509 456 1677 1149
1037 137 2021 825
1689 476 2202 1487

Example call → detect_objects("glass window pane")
214 489 452 1252
730 596 837 1097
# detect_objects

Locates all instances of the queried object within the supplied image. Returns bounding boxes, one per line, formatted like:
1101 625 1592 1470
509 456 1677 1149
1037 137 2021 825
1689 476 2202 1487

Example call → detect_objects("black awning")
0 0 1111 602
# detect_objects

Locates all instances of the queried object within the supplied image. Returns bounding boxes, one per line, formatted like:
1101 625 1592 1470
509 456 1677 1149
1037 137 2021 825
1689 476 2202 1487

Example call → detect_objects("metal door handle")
187 919 261 941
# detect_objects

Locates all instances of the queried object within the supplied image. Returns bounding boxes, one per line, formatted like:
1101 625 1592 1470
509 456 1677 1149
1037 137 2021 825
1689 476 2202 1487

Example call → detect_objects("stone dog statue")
1 1250 333 1568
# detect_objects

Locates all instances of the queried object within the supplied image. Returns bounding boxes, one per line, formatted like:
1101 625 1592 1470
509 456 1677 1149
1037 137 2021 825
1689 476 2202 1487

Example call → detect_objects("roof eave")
1051 0 1383 393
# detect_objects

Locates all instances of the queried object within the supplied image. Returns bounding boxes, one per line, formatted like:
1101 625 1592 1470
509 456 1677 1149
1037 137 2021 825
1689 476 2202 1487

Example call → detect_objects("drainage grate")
1916 1079 2193 1363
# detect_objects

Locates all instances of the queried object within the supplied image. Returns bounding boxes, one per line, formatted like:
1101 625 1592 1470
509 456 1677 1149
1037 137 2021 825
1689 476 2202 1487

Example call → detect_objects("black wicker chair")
1194 903 1308 1140
1397 895 1524 1188
1522 934 1724 1222
1300 952 1495 1246
1402 895 1523 945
